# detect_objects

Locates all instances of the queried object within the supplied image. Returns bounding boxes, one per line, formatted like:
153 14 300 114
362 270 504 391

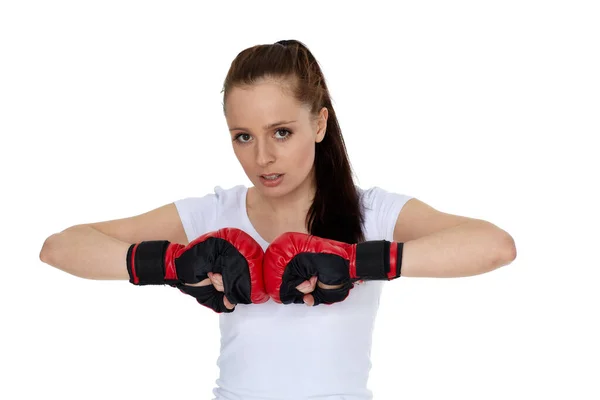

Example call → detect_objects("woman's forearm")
40 225 131 280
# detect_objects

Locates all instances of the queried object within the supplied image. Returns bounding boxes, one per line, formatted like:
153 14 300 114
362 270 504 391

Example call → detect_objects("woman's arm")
40 225 131 280
39 203 189 280
393 198 516 277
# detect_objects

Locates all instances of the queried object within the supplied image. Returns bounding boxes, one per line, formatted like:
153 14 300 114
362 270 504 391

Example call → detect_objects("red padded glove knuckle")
264 232 354 303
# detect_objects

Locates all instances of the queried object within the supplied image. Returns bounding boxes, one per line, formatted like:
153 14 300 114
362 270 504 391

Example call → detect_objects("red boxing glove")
127 228 268 313
263 232 403 305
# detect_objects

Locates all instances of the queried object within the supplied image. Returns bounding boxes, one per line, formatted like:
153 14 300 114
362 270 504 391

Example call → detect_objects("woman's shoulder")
356 185 413 209
174 185 247 212
176 184 246 201
173 185 248 240
213 184 247 202
356 185 414 241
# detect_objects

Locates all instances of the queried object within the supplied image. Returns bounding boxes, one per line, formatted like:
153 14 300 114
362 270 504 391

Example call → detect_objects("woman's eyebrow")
229 120 297 132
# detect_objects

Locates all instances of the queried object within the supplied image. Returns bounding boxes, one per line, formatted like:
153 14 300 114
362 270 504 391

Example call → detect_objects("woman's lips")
259 173 284 187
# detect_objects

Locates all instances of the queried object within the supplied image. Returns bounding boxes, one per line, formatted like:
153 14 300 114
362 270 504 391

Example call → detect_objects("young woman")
40 39 516 399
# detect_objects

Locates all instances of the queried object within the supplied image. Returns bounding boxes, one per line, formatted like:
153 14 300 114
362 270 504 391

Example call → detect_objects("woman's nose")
255 140 275 166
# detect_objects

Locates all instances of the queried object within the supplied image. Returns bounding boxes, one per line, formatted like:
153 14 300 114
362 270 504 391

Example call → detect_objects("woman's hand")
295 276 344 306
184 272 235 310
187 273 344 308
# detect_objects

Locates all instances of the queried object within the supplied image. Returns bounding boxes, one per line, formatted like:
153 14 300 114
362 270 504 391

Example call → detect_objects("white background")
1 1 598 399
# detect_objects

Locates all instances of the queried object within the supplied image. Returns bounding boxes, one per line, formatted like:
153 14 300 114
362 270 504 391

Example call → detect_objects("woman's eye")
235 133 252 143
275 129 291 140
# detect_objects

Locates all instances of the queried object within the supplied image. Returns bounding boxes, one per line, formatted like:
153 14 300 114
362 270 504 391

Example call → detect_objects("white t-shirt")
174 185 413 400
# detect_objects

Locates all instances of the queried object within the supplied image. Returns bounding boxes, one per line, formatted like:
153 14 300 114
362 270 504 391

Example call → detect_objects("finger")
184 277 211 287
211 280 224 292
223 295 235 310
303 293 315 306
208 272 224 286
296 280 312 294
296 276 318 294
209 273 225 292
210 272 222 280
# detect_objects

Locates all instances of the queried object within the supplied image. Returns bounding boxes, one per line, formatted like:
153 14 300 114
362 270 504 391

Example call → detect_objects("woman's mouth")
259 173 284 187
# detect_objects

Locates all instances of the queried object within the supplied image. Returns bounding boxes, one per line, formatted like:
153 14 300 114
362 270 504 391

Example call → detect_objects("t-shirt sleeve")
363 187 414 241
173 193 218 243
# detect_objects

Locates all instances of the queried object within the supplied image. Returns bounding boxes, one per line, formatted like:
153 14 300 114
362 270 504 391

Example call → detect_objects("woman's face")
225 78 327 199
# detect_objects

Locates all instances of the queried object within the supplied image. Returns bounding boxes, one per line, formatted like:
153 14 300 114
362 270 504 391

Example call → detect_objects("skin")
226 77 326 213
205 76 341 309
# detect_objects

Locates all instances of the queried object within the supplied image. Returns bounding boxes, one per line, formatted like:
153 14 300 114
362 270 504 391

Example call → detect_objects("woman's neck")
248 177 316 225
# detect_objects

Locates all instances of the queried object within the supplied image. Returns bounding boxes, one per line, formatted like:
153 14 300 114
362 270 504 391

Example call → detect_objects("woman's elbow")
39 233 58 264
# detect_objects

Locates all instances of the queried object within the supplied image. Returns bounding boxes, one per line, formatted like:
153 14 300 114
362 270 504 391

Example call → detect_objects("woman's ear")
315 107 329 143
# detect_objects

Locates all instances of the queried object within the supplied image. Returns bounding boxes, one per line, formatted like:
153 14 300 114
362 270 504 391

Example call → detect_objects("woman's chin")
254 181 290 198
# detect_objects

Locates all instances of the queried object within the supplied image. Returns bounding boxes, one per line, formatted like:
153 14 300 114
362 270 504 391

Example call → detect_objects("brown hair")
222 40 365 244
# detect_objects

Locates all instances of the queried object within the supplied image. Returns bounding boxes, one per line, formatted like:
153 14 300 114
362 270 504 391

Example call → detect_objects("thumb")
303 293 315 307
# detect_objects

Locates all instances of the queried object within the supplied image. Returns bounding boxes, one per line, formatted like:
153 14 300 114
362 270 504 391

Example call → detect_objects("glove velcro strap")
355 240 403 280
127 241 171 285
